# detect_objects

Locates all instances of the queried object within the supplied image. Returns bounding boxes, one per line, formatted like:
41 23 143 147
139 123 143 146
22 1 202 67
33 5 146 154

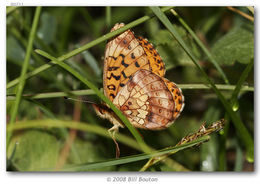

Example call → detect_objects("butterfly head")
92 103 108 118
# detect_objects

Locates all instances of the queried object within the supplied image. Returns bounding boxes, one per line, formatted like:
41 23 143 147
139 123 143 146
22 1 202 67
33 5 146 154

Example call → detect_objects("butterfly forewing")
104 23 166 102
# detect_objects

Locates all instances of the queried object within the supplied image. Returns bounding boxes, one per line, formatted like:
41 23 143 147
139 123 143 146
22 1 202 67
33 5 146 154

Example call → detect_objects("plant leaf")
9 130 61 171
211 23 254 65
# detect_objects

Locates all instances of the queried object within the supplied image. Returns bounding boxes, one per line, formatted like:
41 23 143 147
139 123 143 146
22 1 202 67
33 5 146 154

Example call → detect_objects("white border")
3 0 258 6
1 0 259 186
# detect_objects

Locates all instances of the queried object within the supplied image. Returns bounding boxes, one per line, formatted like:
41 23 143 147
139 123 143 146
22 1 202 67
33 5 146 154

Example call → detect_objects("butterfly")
93 23 184 157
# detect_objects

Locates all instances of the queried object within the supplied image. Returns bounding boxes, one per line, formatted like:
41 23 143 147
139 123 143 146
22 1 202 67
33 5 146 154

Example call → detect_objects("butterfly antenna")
63 96 97 105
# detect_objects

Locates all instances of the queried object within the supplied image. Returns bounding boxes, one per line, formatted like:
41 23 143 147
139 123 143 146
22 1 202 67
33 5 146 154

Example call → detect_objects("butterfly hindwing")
113 69 180 130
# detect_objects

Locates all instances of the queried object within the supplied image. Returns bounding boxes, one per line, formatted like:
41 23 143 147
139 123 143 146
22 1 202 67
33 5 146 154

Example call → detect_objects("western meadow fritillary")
93 23 184 156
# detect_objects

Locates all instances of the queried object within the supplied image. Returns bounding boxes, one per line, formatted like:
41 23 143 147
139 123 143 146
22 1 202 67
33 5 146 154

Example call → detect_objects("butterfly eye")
128 101 132 105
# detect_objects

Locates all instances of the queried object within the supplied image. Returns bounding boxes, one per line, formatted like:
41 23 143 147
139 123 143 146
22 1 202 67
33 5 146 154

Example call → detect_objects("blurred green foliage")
6 7 254 171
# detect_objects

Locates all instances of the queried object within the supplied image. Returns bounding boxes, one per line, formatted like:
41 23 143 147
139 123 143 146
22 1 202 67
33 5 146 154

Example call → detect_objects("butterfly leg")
108 124 120 158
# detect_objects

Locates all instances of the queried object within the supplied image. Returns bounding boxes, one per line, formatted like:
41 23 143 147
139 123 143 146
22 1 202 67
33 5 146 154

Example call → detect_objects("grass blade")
150 6 254 161
219 59 254 168
6 84 254 101
52 136 209 171
7 7 42 146
7 89 96 100
7 120 141 151
230 60 254 109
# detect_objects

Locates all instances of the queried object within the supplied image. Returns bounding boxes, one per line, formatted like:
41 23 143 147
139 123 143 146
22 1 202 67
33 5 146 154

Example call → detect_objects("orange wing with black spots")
103 23 166 102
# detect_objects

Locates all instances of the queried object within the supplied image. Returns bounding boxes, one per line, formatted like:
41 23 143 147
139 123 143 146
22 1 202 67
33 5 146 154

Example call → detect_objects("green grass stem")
7 7 42 146
6 84 253 101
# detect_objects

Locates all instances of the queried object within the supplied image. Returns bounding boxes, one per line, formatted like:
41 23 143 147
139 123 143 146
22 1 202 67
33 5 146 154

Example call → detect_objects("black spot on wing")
107 73 121 80
121 59 129 67
108 66 119 71
131 53 135 59
109 93 116 99
122 71 127 79
108 56 117 60
107 84 116 90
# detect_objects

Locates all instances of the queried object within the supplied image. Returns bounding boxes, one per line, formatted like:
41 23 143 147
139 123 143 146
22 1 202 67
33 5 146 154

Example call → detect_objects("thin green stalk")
150 6 254 160
7 119 140 151
6 84 254 101
54 136 209 171
219 60 254 169
7 89 96 100
7 7 42 146
230 60 254 109
218 113 230 171
170 9 230 84
179 84 253 91
6 6 174 90
106 7 111 28
223 60 254 166
35 49 151 154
